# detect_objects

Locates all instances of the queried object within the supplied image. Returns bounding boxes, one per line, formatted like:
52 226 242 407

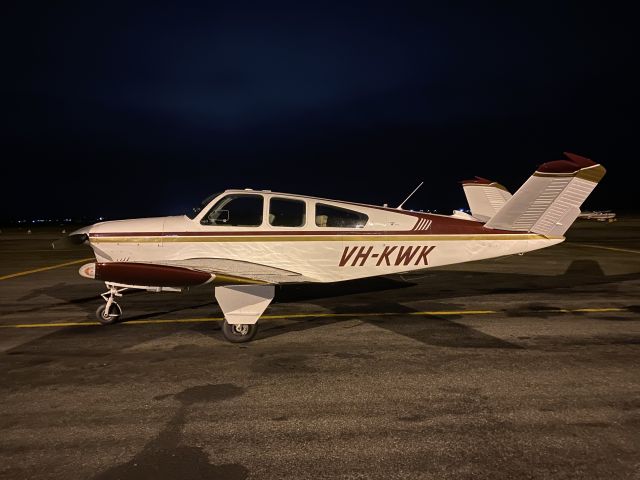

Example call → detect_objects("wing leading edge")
80 258 309 289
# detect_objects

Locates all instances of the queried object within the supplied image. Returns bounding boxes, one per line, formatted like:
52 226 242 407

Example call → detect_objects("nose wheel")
96 284 127 325
221 320 258 343
96 302 122 325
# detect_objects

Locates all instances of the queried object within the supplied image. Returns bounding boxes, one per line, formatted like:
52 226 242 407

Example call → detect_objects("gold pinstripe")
576 164 606 182
464 182 509 192
90 233 554 243
212 274 268 285
532 164 605 183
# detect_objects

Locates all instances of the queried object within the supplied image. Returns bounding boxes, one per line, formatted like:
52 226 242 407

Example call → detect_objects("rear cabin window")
269 198 305 227
315 203 368 228
202 194 263 226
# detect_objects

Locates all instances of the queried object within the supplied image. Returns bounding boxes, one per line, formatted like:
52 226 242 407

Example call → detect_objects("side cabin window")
269 197 306 227
201 194 263 226
315 203 368 228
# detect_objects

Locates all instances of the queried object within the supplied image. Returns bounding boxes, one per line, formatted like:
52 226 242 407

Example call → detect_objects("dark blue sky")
2 1 637 220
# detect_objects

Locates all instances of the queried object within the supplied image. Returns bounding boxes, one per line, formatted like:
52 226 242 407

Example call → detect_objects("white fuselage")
81 190 563 284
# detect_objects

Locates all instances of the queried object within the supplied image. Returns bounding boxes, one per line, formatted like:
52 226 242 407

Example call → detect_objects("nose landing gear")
96 284 127 325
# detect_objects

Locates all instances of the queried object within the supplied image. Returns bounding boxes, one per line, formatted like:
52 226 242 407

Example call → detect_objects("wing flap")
153 258 309 284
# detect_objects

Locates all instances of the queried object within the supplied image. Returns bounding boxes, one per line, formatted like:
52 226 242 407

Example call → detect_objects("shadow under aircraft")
7 257 639 351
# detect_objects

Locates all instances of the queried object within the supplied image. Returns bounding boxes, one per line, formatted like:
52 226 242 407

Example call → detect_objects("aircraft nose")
52 224 92 249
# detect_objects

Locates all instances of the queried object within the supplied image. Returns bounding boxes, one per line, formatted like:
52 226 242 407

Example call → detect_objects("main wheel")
221 319 258 343
96 303 122 325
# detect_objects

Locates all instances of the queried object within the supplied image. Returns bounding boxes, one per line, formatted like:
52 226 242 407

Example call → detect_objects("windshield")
201 194 264 226
186 192 222 220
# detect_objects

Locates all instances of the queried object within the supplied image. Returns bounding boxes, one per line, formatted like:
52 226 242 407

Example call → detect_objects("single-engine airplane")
57 152 605 342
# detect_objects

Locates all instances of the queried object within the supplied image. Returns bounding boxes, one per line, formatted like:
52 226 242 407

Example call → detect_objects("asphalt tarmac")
1 219 639 479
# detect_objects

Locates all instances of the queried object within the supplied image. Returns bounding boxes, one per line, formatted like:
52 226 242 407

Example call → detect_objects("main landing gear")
95 284 127 325
215 285 275 343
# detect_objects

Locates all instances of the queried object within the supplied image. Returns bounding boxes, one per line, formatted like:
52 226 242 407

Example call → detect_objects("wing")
79 258 311 289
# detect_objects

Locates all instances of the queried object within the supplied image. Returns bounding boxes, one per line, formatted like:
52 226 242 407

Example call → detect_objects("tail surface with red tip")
461 177 512 222
484 153 606 236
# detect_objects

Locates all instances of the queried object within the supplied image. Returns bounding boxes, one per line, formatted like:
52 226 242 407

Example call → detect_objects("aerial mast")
396 181 424 209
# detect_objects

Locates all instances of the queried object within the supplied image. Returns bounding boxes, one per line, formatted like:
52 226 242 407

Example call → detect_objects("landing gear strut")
96 284 127 325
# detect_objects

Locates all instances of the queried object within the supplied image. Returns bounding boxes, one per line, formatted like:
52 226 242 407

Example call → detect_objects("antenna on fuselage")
397 181 424 209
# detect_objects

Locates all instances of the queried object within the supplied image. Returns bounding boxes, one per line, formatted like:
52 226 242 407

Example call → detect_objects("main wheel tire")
221 319 258 343
96 303 122 325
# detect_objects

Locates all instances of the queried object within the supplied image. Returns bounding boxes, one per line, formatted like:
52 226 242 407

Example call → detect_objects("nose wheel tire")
96 303 122 325
222 319 258 343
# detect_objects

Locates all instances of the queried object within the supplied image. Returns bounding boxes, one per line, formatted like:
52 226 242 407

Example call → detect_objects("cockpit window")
315 203 368 228
187 192 222 220
201 194 264 226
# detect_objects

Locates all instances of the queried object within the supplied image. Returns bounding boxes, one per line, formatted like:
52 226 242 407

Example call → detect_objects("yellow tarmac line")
409 310 497 316
0 307 629 329
0 318 224 328
0 258 94 281
571 307 627 313
571 243 640 254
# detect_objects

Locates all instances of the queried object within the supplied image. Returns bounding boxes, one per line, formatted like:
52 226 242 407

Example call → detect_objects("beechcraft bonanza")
56 152 605 343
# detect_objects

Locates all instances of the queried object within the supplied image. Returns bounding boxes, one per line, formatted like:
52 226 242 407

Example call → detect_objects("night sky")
3 1 637 222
